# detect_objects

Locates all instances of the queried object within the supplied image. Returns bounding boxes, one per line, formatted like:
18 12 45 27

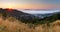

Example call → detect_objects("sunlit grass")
0 15 60 32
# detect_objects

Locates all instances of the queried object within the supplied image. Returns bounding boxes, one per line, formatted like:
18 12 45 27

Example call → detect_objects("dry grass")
0 16 35 32
35 20 60 32
0 16 60 32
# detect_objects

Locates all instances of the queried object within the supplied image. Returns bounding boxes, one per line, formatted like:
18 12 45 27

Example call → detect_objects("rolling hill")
0 8 60 24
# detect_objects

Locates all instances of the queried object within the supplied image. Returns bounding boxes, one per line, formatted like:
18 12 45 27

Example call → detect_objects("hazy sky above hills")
0 0 60 9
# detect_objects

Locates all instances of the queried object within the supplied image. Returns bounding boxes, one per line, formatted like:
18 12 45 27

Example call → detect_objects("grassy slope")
0 15 60 32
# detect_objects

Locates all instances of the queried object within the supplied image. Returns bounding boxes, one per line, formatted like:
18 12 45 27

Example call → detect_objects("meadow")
0 15 60 32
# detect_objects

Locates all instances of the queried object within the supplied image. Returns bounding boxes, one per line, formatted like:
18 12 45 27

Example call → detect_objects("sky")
0 0 60 9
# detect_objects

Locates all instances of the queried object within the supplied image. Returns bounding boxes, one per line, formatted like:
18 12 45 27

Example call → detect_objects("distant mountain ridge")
0 8 37 23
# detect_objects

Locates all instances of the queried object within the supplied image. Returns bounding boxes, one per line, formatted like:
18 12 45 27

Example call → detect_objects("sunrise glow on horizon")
0 0 60 9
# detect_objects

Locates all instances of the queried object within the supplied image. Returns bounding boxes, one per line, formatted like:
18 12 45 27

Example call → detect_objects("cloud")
22 10 60 14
